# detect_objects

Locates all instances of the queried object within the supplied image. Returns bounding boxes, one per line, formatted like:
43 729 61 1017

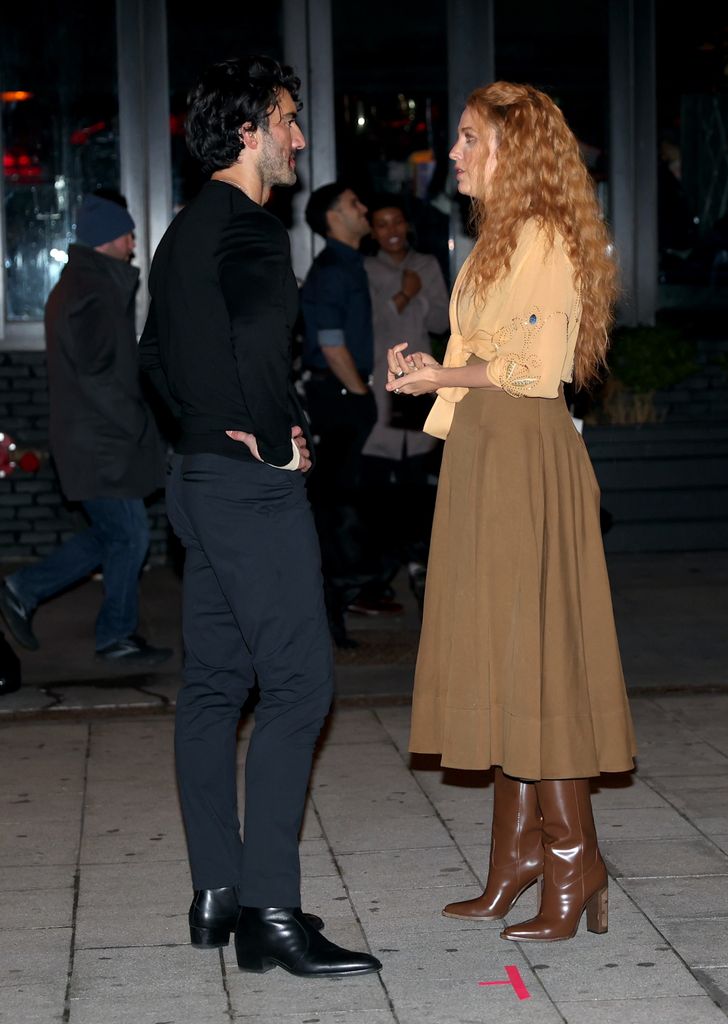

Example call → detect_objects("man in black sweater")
139 56 380 979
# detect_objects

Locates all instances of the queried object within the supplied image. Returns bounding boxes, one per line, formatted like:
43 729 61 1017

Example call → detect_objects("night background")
0 4 727 1023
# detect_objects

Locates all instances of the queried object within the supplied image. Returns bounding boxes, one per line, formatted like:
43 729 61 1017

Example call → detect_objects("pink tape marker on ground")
478 964 531 1000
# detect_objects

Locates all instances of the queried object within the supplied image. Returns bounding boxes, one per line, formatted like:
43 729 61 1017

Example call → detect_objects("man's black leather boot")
190 889 325 948
189 887 240 947
235 907 381 977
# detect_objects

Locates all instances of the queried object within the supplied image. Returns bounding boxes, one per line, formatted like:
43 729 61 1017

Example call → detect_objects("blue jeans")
8 498 150 651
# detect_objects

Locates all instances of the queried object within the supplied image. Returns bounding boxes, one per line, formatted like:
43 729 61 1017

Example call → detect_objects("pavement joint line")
492 941 569 1020
62 721 90 1024
306 793 403 1024
637 775 728 859
612 871 728 1010
619 874 728 879
0 693 418 723
639 696 728 762
693 970 728 1014
217 946 235 1022
76 942 188 950
372 705 486 892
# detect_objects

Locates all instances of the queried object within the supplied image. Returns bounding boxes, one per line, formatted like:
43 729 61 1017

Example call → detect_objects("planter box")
584 422 728 553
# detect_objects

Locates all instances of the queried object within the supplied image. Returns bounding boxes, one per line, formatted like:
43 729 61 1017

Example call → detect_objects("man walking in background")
0 192 169 666
139 56 380 979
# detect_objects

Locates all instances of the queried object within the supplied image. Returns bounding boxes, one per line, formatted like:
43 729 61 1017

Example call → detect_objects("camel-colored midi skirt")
410 377 636 779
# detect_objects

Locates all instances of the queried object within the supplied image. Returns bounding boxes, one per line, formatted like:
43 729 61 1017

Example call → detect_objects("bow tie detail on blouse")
423 311 553 440
423 327 487 439
435 331 470 407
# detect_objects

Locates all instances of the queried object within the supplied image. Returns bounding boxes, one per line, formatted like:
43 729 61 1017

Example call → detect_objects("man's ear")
239 122 258 150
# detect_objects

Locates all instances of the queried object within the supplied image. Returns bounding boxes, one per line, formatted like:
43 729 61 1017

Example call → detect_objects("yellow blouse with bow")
424 219 582 440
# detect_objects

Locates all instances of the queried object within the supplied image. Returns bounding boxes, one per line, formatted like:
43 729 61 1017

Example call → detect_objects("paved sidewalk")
0 550 726 1021
1 695 728 1024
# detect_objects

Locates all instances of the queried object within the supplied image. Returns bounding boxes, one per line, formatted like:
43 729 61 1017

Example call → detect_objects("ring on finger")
395 369 406 379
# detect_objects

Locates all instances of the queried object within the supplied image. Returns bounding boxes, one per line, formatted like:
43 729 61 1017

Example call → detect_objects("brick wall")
0 351 169 564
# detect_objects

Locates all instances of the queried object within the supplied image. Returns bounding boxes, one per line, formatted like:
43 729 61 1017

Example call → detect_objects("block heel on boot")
235 950 277 974
190 924 232 948
501 779 609 943
586 886 608 935
189 887 239 949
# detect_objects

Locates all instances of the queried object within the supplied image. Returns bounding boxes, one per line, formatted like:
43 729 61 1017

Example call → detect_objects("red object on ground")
479 965 531 1000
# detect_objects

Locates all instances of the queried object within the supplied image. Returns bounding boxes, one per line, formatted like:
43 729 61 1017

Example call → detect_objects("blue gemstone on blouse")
529 313 537 324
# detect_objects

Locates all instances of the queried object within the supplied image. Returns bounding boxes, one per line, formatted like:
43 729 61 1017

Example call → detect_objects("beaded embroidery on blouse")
491 306 569 398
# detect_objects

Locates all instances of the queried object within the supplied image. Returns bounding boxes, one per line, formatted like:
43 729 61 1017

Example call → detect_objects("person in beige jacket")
361 199 449 608
386 82 636 943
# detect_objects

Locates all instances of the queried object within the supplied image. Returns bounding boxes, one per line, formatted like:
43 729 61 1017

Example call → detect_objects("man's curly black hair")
185 56 301 174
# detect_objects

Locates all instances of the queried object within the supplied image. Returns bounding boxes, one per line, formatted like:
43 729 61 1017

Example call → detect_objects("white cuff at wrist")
265 439 301 471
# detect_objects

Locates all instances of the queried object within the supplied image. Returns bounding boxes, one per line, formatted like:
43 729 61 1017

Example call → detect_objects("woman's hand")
386 342 442 396
405 350 440 371
385 366 441 396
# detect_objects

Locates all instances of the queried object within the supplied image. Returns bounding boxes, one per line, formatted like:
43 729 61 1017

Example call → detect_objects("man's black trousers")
166 454 333 907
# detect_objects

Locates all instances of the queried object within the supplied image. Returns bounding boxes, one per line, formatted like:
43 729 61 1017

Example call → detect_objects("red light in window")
3 149 43 181
169 113 186 136
70 120 107 145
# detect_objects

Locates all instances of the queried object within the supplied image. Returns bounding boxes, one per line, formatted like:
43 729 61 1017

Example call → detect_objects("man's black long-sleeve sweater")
139 180 304 467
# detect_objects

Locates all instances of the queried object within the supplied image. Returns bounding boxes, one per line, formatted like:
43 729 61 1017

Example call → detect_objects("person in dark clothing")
300 184 397 646
0 194 169 666
139 56 380 979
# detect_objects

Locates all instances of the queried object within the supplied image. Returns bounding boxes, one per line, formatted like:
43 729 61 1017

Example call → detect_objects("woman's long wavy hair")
461 82 617 389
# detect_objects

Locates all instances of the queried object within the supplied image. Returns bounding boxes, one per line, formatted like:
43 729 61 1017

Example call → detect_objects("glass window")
1 1 119 322
656 1 728 301
167 6 284 209
495 0 610 212
332 0 449 279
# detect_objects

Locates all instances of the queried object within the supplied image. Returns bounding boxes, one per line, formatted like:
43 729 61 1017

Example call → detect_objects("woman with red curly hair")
386 82 636 942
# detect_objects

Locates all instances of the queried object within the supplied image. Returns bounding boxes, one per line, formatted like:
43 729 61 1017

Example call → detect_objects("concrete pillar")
284 0 337 281
447 0 495 278
609 0 658 325
116 0 172 329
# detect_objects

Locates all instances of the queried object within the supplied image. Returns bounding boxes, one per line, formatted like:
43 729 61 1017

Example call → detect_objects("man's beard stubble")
258 134 296 190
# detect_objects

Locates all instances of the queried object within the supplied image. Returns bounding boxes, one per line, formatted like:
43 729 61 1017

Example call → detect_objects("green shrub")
608 324 698 393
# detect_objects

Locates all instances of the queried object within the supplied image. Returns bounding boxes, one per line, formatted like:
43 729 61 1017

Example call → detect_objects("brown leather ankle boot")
501 778 608 942
442 767 543 920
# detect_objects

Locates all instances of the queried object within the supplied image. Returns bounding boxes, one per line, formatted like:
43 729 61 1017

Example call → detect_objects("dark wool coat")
44 244 164 501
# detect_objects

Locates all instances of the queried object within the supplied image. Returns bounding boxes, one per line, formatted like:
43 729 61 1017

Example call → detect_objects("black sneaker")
96 634 173 667
0 581 38 651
